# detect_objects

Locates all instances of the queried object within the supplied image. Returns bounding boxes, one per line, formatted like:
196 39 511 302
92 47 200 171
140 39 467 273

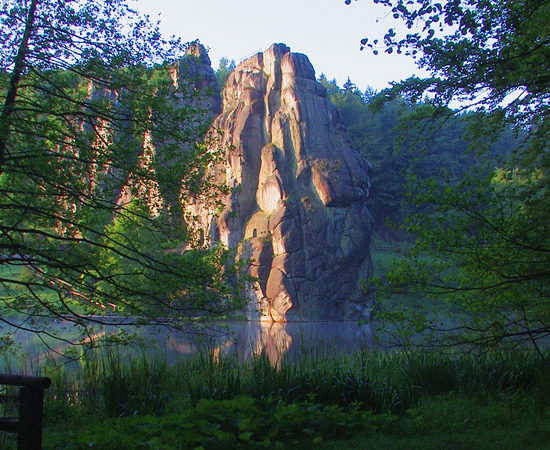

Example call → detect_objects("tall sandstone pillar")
187 44 374 321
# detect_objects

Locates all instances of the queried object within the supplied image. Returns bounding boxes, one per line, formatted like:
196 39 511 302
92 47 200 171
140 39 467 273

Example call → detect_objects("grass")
318 393 550 449
38 347 550 413
1 341 549 448
4 346 540 449
2 236 548 447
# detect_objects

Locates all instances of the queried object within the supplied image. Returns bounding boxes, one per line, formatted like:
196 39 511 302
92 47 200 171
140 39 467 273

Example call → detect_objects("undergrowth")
3 347 550 449
41 347 550 419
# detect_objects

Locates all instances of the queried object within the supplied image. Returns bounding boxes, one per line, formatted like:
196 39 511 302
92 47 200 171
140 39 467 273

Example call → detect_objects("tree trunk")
0 0 39 175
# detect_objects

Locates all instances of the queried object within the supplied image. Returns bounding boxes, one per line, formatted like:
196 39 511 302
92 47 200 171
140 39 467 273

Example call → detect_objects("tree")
321 75 514 238
348 0 550 351
0 0 236 355
320 76 412 233
352 0 549 152
215 57 236 91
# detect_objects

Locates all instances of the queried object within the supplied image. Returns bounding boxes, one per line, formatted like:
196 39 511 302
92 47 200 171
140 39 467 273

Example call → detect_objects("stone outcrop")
117 42 221 223
187 44 374 321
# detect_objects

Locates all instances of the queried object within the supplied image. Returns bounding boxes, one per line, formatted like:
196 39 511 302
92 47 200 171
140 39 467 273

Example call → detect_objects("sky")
132 0 425 93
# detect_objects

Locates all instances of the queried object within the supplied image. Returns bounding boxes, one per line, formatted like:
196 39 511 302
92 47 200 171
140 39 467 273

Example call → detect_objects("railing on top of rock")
238 49 263 63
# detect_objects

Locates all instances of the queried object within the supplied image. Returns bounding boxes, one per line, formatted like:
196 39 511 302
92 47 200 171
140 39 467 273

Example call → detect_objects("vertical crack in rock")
188 43 374 321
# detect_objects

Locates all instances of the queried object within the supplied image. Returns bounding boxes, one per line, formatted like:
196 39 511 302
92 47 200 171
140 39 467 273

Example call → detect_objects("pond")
1 319 379 370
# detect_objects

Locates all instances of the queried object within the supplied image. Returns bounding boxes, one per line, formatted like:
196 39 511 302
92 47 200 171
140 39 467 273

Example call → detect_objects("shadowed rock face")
117 42 221 222
188 43 374 321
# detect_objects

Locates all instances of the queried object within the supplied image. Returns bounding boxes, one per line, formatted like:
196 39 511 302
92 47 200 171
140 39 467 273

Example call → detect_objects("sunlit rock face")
188 43 374 321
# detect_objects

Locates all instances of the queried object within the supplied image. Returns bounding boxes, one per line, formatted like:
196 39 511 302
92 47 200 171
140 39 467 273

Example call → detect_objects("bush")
45 396 398 449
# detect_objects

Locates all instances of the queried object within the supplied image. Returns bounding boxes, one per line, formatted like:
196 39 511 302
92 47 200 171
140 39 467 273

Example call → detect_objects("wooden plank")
0 374 51 389
0 374 51 449
0 416 19 433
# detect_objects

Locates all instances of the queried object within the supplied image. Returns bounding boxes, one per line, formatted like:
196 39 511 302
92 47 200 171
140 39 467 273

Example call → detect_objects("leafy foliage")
320 75 514 235
345 0 550 349
0 0 237 352
353 0 549 132
386 164 550 350
45 396 394 449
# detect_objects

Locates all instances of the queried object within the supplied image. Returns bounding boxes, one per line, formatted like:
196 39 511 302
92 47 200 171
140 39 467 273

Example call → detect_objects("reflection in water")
229 322 293 368
166 336 196 355
2 320 376 370
254 322 292 368
160 321 374 366
163 322 294 367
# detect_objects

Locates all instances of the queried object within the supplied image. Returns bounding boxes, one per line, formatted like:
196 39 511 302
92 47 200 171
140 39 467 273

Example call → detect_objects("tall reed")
32 345 550 424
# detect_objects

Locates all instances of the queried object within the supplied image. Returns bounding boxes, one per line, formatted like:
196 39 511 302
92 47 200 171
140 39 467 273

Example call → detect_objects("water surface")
1 319 377 370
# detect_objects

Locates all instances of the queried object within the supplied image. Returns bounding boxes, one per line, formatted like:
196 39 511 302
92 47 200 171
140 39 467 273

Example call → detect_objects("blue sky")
132 0 424 93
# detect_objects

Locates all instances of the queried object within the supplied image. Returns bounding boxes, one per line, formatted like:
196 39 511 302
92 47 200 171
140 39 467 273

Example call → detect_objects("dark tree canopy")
353 0 549 114
349 0 549 155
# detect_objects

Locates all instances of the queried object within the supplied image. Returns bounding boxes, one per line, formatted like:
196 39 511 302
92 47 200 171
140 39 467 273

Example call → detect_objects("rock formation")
187 44 374 321
117 42 221 223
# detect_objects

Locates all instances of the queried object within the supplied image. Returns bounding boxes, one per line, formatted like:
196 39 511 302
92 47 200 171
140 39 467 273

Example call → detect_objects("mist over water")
1 320 377 371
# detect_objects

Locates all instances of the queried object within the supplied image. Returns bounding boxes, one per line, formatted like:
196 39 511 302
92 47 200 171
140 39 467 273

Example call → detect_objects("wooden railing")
0 374 51 449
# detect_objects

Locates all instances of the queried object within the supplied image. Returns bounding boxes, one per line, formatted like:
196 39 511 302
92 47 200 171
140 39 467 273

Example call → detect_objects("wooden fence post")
18 383 47 449
0 374 51 450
